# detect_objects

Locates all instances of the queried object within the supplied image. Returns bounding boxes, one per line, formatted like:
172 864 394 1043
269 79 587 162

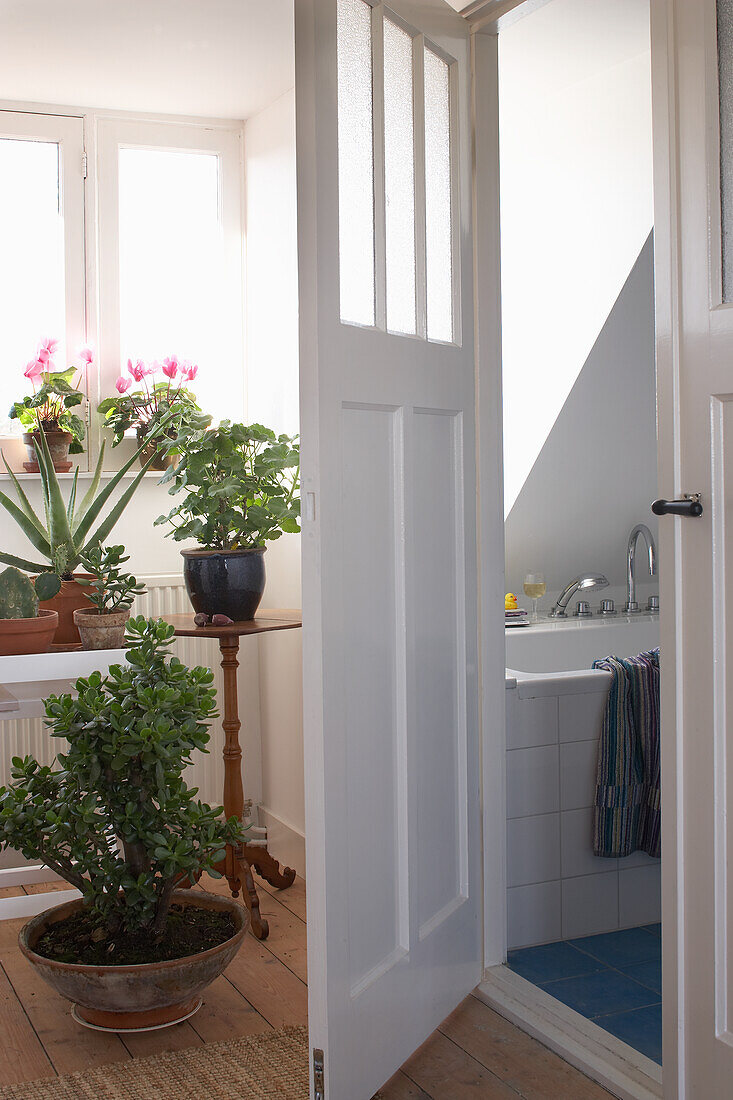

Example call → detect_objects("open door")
653 0 733 1094
296 1 485 1096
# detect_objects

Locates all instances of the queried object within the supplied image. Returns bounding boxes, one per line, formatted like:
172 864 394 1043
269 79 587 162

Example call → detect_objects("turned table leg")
217 635 295 940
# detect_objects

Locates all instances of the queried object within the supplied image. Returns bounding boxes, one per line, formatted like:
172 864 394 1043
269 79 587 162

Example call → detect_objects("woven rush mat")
0 1026 309 1100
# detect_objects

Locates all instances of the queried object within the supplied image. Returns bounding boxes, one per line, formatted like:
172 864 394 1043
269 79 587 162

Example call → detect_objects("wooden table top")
165 610 302 639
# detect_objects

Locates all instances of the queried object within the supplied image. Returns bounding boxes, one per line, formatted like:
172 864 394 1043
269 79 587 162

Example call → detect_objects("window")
336 0 457 343
0 108 244 470
97 119 244 434
0 112 85 450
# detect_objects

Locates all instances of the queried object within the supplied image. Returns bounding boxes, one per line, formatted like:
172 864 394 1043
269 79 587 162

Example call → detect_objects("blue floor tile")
643 923 662 938
541 968 659 1017
621 958 662 995
593 1003 662 1065
569 927 660 969
507 942 605 985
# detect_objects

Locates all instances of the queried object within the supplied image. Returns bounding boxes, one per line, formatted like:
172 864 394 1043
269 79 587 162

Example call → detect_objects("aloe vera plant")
0 423 169 581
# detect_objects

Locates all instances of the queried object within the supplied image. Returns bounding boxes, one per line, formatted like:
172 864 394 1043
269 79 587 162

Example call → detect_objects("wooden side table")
166 611 302 940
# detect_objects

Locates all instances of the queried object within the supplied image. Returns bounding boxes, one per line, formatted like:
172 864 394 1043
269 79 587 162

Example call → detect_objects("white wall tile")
619 864 662 927
507 696 559 750
560 740 599 810
562 872 619 939
507 881 562 949
559 691 607 743
507 813 561 888
561 808 618 878
506 745 560 818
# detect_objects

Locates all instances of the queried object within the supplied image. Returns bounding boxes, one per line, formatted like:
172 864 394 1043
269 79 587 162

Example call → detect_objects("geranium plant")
10 338 92 454
155 421 300 549
98 356 210 447
0 617 246 939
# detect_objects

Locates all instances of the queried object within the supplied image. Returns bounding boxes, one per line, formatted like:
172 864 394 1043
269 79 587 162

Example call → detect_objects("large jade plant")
0 618 245 939
0 418 170 582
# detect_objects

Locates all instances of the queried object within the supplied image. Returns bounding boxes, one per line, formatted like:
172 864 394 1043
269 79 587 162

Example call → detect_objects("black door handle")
651 496 703 517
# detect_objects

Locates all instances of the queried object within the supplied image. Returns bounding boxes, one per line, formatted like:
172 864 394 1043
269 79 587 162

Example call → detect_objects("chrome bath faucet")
625 523 657 613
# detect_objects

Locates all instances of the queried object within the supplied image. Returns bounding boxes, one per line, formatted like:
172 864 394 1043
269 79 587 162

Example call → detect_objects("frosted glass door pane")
719 0 733 300
424 48 453 343
118 148 233 424
384 18 416 335
338 0 376 327
0 139 65 434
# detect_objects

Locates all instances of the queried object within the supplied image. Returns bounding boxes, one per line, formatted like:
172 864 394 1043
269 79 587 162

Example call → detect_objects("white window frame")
94 116 245 469
0 109 87 471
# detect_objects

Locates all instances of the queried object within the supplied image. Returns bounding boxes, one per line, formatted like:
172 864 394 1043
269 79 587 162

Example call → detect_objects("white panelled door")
296 1 484 1096
653 0 733 1094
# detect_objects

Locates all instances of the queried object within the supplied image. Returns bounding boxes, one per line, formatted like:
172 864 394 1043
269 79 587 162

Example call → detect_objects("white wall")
243 88 304 873
499 0 657 613
500 0 654 516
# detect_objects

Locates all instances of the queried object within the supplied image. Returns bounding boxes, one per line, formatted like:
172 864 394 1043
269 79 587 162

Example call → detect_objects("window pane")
424 48 454 343
0 138 65 434
338 0 376 327
719 0 733 300
384 18 416 335
118 148 234 423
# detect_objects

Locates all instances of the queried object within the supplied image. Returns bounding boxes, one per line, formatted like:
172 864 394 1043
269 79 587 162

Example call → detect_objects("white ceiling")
0 1 295 120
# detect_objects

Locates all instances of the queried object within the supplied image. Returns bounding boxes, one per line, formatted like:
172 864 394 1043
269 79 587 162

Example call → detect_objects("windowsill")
0 470 167 482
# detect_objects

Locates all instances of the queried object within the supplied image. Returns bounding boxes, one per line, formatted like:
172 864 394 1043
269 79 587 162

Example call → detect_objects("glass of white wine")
523 572 546 623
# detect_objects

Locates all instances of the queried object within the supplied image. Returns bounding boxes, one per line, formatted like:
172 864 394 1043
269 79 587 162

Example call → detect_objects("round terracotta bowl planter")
39 574 96 646
73 608 130 651
181 547 266 623
0 609 59 656
19 890 249 1031
22 430 74 474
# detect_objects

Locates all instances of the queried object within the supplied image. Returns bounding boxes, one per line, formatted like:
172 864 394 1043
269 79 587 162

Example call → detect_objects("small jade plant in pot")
155 421 300 622
0 617 249 1031
0 567 61 656
98 356 210 470
10 339 93 472
0 415 174 645
73 545 146 650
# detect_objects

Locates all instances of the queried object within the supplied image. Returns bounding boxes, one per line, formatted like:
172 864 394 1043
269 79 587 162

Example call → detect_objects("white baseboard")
477 965 662 1100
0 888 80 922
256 805 305 879
0 864 63 889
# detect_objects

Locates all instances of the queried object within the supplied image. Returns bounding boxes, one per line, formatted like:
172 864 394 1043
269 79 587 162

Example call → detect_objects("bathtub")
504 614 661 950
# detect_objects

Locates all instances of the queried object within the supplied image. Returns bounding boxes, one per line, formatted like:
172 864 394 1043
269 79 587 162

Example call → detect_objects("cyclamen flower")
115 375 132 394
24 359 44 380
77 346 94 365
37 336 59 363
127 358 148 382
181 360 198 382
161 357 179 380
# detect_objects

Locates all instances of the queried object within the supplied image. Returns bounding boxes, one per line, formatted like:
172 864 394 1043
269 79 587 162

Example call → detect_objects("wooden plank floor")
0 878 615 1098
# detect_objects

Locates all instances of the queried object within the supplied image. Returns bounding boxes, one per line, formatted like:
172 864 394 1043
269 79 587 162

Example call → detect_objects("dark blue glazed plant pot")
181 548 266 622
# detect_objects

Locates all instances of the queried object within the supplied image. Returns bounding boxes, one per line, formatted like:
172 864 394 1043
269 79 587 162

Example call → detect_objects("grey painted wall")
504 232 658 613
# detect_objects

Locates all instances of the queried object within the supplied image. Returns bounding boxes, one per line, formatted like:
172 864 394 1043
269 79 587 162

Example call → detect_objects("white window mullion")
372 2 387 333
413 35 428 341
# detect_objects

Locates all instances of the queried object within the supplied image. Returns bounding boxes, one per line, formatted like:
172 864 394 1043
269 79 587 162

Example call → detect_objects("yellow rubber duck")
505 592 518 611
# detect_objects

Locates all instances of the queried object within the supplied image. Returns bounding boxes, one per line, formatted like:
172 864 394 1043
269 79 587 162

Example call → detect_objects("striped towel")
592 648 660 858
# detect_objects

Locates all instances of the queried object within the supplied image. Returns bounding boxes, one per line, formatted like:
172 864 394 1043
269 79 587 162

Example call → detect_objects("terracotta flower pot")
19 890 249 1031
0 609 59 656
39 575 96 646
22 430 73 473
136 426 177 471
73 608 130 651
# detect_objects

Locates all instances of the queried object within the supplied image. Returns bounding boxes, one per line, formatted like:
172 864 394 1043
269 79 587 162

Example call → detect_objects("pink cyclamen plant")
102 356 204 448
